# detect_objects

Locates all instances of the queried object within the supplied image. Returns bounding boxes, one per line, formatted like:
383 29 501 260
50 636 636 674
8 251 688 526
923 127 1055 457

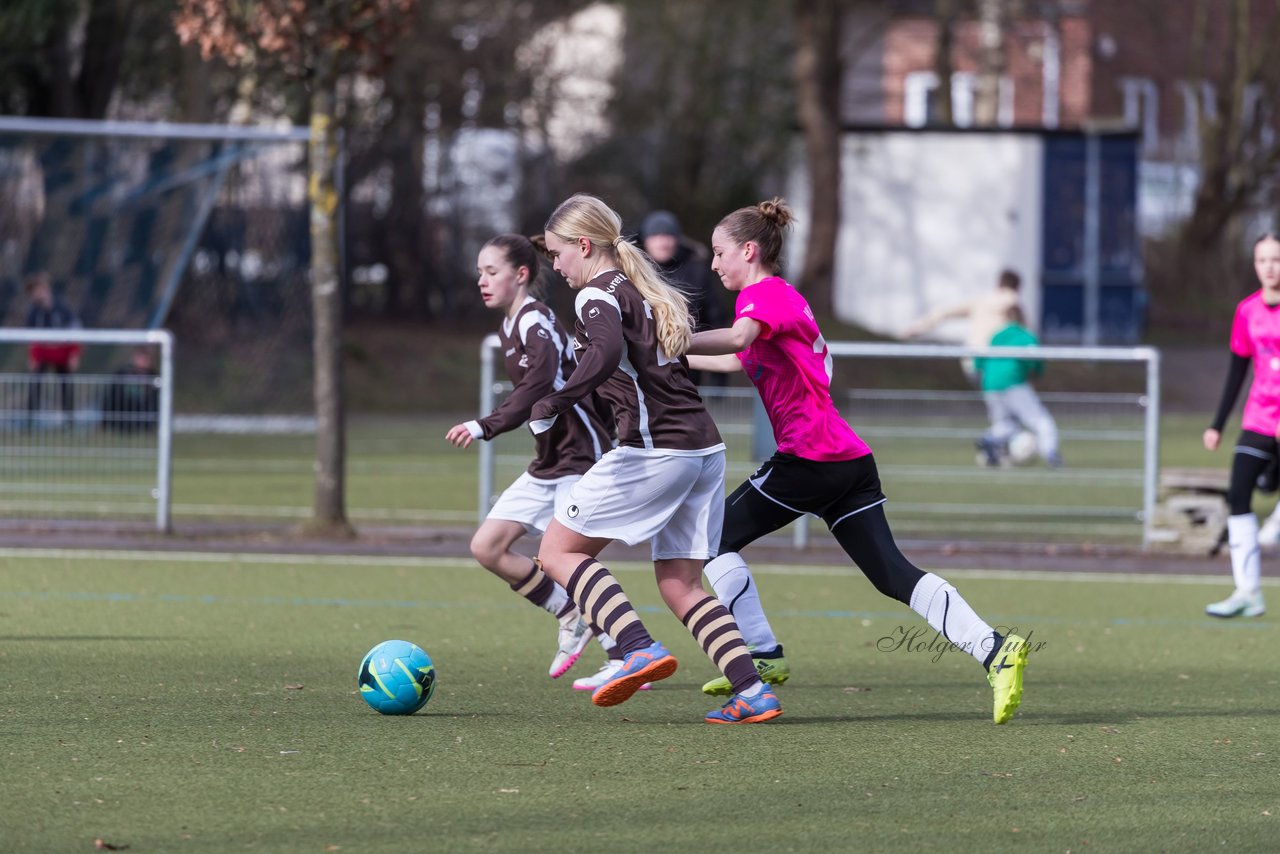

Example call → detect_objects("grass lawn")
0 551 1276 852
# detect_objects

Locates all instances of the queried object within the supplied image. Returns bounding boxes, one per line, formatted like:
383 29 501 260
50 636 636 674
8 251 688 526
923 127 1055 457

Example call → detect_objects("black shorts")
746 452 886 524
719 452 888 554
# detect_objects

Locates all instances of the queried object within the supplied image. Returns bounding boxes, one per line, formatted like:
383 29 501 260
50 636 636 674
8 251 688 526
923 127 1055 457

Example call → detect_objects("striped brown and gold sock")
682 596 758 695
510 561 573 617
567 559 653 655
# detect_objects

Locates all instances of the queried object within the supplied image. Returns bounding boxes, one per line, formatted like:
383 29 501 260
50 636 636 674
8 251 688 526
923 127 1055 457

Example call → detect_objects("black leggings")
1227 430 1279 514
720 453 925 604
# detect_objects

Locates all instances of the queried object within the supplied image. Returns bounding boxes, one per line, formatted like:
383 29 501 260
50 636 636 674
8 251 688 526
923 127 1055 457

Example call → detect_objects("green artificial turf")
1 552 1276 852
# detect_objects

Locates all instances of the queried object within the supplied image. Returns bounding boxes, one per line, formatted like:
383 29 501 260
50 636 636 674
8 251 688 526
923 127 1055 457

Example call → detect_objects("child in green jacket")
973 305 1062 468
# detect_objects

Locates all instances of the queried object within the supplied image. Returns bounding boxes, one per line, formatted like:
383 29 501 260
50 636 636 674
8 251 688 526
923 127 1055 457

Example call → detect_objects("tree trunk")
974 0 1008 126
77 0 134 118
931 0 956 126
1181 0 1255 251
793 0 843 318
307 68 354 537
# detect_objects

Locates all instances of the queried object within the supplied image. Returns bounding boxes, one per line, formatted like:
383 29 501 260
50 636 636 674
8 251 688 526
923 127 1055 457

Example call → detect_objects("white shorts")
555 445 726 561
487 472 582 535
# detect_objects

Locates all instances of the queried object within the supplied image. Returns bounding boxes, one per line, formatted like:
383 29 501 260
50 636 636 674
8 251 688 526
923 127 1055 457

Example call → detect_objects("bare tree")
931 0 959 125
175 0 414 537
575 1 792 237
1182 0 1280 248
973 0 1010 126
0 0 149 118
793 0 845 317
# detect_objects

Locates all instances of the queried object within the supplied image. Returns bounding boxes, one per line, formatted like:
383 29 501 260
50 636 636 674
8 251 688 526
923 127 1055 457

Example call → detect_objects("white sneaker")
1259 514 1280 547
572 659 652 692
549 609 594 678
1205 590 1266 618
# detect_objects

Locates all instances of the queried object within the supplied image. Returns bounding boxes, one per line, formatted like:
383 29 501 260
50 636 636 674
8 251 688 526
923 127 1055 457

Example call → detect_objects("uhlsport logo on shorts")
567 505 579 518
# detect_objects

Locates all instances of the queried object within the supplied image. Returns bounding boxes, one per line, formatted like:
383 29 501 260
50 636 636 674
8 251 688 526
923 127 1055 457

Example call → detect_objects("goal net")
0 117 314 414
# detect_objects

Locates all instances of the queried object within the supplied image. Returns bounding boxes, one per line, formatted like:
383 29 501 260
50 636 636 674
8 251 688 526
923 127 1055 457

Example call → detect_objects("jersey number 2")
813 332 834 382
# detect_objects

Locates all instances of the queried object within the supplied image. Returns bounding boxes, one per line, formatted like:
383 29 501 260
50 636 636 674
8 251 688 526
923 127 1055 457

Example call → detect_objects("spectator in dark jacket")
101 346 160 434
640 210 727 386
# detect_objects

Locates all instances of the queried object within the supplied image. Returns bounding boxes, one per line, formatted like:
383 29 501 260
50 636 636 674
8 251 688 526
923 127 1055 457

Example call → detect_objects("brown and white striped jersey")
478 297 612 479
530 272 722 453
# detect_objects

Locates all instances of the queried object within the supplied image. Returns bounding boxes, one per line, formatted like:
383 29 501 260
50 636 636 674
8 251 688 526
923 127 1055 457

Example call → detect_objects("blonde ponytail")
545 193 694 357
614 240 692 358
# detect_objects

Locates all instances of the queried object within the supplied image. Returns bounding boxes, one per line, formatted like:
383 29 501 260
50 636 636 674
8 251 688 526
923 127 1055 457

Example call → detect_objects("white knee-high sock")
703 552 779 653
543 585 570 617
909 572 997 666
1228 513 1262 595
597 632 619 658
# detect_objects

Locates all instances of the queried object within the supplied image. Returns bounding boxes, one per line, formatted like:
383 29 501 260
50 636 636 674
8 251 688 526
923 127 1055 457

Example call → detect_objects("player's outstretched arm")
688 316 762 356
530 291 624 435
686 354 742 373
476 321 561 440
903 302 971 338
445 422 478 449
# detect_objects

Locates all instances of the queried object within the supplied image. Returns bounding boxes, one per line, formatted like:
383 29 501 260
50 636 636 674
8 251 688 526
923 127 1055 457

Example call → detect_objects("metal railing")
0 329 174 531
477 336 1161 549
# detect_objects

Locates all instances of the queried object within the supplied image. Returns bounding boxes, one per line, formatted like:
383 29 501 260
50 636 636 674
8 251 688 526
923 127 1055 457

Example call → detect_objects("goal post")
477 337 1162 550
477 334 502 523
0 328 174 531
807 342 1161 550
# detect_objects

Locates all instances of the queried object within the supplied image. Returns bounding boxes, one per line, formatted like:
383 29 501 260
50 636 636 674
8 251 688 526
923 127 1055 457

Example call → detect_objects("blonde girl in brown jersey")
528 193 782 724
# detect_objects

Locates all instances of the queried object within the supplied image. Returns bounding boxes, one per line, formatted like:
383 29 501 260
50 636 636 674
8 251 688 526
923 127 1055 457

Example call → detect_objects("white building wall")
788 130 1044 340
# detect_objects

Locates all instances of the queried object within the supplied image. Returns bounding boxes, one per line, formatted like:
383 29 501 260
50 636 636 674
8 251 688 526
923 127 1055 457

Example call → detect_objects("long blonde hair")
545 193 692 358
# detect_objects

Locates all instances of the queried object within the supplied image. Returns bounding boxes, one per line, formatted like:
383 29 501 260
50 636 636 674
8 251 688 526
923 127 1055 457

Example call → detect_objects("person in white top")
903 269 1023 384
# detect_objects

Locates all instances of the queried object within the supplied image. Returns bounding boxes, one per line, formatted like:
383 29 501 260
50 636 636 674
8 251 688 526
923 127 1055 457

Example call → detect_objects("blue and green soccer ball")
358 640 437 715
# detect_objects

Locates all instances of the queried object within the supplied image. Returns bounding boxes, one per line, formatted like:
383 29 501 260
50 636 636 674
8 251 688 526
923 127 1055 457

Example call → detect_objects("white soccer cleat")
571 659 652 692
549 609 594 678
1205 590 1266 618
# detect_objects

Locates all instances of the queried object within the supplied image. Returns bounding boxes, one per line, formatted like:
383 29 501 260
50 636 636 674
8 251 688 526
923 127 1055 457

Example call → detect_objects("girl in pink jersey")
1201 234 1280 618
446 234 616 681
529 193 781 724
687 198 1029 725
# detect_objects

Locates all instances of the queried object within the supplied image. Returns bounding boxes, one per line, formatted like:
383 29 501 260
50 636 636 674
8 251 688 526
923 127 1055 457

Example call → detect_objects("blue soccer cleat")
705 688 783 724
591 641 677 707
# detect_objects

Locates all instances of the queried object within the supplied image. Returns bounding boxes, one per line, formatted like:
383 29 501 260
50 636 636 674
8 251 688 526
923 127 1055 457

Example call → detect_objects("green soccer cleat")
987 634 1029 725
701 650 790 697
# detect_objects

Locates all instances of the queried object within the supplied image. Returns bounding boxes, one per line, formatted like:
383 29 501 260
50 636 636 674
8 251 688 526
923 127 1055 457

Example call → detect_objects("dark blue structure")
1040 132 1145 344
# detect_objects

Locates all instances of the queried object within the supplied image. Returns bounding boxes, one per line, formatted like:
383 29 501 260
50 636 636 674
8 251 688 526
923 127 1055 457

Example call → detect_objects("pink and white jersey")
1229 290 1280 435
735 277 870 462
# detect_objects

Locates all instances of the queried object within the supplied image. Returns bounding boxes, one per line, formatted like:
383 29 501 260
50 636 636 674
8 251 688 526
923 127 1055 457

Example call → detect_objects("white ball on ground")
1007 430 1038 465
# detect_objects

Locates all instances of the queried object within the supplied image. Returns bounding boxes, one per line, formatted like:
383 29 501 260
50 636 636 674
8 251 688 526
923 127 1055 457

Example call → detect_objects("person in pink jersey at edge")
685 197 1030 725
528 192 782 724
445 234 621 683
1201 234 1280 619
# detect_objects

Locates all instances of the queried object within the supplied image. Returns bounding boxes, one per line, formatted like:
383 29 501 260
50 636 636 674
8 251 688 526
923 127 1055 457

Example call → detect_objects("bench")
1154 467 1229 554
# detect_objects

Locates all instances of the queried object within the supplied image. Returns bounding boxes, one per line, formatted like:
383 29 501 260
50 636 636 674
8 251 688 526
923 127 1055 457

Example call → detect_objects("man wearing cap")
639 210 727 385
